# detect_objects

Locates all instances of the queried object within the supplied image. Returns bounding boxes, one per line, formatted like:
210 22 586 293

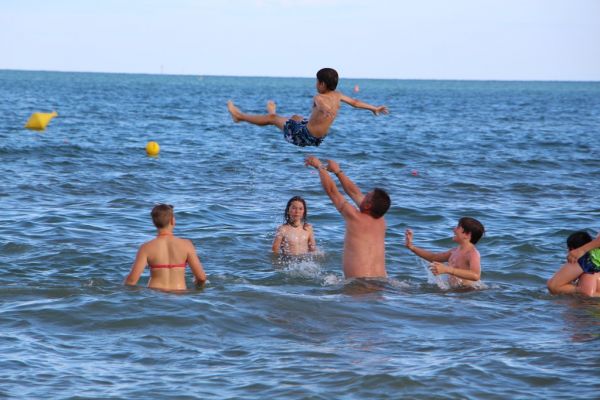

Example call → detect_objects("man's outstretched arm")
326 159 364 207
305 156 347 212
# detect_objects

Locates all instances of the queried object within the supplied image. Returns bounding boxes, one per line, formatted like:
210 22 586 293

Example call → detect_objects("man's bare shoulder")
338 201 360 218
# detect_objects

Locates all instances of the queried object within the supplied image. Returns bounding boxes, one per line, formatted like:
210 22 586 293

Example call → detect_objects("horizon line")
1 68 599 84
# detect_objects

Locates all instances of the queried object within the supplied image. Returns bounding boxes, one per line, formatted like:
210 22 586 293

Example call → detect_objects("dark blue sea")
1 70 599 399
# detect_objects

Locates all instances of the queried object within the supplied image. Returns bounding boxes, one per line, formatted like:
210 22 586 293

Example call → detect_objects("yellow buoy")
25 111 58 130
146 141 160 156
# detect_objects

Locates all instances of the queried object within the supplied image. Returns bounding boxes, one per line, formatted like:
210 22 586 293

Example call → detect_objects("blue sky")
1 0 599 80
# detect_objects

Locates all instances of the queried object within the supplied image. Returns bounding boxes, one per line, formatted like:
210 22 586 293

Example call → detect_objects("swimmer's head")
458 217 485 244
151 204 174 229
317 68 338 91
361 188 390 219
567 231 592 250
284 196 308 228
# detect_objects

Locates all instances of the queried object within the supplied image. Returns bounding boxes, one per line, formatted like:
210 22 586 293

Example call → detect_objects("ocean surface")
1 70 599 399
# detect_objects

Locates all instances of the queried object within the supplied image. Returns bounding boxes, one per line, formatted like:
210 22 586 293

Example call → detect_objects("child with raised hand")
272 196 317 256
125 204 206 291
405 217 485 288
547 231 600 297
227 67 388 147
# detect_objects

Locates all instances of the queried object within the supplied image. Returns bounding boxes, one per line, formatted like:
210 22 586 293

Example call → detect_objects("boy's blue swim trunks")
283 119 323 147
578 249 600 274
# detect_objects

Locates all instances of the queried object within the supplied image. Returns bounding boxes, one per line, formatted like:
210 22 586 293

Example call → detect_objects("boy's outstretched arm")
305 156 347 212
405 229 451 262
326 159 364 207
339 94 389 115
568 233 600 263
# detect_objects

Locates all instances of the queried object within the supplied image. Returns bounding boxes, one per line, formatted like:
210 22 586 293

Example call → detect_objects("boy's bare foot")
266 100 276 115
227 100 241 122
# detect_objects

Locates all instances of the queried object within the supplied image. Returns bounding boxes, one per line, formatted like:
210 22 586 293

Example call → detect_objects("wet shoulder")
469 246 481 256
172 236 194 248
278 224 291 234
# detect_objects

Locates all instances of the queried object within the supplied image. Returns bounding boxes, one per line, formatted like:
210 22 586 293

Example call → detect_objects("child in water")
272 196 317 256
547 231 600 297
405 217 485 288
227 68 388 147
125 204 206 291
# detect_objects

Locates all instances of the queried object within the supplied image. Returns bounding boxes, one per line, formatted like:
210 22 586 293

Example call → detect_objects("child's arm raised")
405 229 452 262
339 93 389 115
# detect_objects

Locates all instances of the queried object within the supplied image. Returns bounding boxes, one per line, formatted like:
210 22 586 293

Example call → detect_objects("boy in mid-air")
405 217 485 288
227 68 388 147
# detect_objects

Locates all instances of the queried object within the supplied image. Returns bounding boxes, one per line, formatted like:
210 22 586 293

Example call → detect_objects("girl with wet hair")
272 196 317 256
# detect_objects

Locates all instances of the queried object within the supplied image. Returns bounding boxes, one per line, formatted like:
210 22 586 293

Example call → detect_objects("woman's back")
146 235 190 290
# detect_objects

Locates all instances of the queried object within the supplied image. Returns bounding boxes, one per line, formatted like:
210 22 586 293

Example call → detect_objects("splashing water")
418 257 451 290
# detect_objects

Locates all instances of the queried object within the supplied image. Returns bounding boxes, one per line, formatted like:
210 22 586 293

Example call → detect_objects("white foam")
419 258 451 290
387 277 411 289
280 257 323 279
322 273 344 286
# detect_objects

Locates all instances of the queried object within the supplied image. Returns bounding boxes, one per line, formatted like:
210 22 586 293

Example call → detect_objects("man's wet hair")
369 188 390 219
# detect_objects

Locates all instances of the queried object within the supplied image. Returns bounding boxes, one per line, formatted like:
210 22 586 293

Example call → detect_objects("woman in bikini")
125 204 206 290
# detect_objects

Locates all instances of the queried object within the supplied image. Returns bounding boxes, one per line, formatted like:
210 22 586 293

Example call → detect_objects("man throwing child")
305 156 391 278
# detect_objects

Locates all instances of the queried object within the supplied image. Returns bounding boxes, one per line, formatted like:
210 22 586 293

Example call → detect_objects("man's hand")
326 159 341 174
305 155 323 169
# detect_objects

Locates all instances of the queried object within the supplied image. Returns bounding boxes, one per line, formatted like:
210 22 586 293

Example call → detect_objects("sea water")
0 70 599 399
